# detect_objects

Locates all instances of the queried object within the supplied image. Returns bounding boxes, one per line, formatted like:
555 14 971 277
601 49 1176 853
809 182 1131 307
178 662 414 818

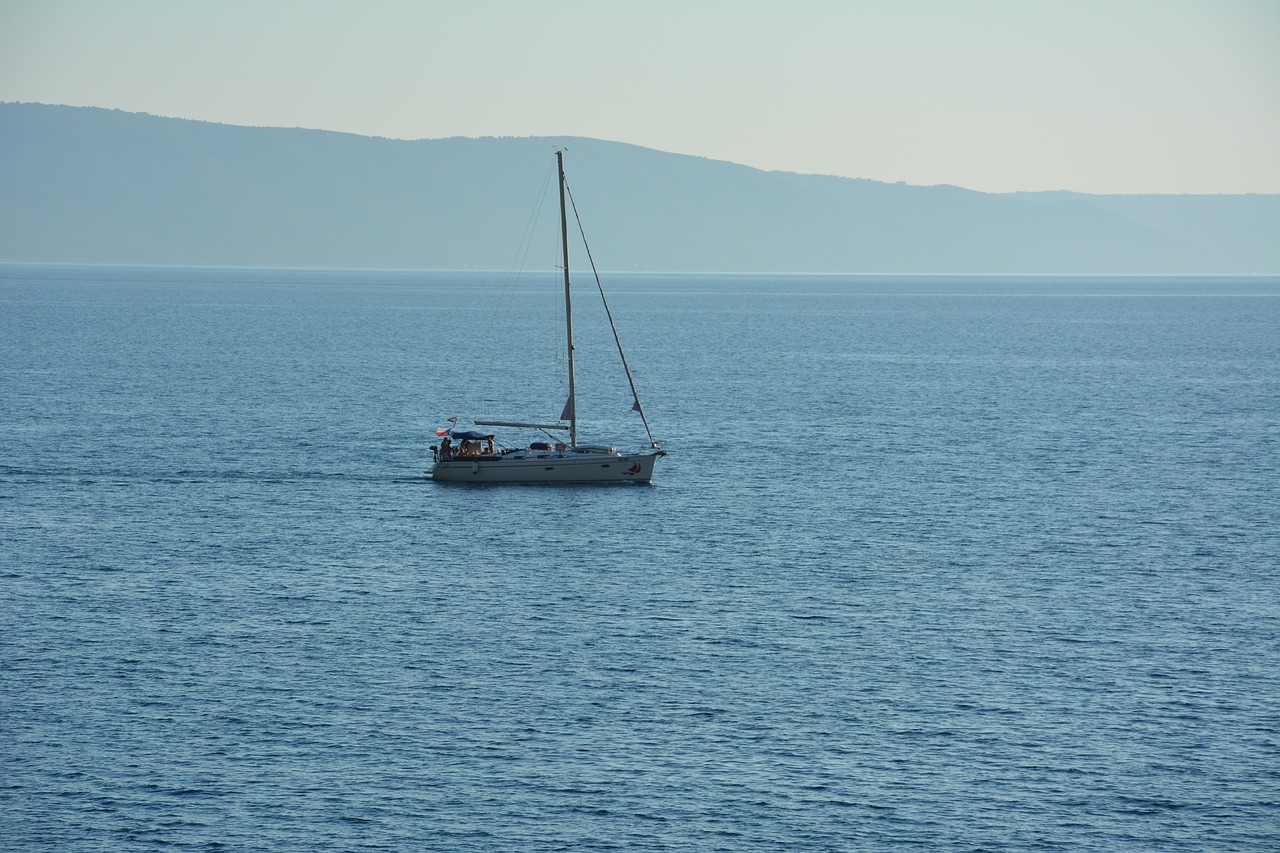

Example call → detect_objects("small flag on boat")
435 428 449 436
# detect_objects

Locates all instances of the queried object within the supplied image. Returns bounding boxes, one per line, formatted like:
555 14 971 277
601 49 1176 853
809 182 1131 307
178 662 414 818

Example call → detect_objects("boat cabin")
508 439 571 459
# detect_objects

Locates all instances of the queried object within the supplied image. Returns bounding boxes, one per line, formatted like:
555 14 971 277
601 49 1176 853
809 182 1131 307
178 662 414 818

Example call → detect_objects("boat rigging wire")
563 180 660 450
476 159 566 408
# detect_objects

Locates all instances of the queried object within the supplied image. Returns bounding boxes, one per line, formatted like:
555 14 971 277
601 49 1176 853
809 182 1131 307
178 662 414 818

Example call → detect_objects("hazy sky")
3 0 1278 194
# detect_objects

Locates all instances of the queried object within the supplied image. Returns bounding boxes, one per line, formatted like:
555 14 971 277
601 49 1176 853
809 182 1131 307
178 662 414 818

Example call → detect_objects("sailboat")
429 151 666 484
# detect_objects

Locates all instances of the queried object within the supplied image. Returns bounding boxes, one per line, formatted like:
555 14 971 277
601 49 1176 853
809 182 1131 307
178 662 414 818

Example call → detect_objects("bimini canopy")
449 429 493 441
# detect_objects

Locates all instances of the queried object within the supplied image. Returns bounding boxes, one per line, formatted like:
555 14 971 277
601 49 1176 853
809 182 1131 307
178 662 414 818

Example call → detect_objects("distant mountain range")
2 102 1276 273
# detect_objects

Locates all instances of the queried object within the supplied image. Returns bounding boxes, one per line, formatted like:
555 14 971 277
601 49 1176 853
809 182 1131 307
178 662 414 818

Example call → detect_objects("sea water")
2 264 1277 851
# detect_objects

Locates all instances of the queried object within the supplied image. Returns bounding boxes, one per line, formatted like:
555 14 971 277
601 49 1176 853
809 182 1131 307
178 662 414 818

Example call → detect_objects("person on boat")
439 437 453 461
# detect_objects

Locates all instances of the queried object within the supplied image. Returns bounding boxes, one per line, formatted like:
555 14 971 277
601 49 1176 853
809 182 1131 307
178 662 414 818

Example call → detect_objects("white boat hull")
431 451 663 484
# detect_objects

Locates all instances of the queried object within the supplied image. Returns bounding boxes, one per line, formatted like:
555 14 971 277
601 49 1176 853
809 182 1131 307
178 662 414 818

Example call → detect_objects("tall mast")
557 150 577 448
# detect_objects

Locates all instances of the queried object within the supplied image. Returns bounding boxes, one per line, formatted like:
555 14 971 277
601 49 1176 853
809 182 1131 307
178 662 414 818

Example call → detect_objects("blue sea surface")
2 264 1278 851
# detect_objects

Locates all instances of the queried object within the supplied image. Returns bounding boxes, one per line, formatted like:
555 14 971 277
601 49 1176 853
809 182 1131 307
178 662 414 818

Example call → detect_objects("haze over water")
2 265 1277 850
